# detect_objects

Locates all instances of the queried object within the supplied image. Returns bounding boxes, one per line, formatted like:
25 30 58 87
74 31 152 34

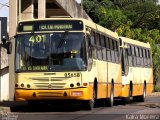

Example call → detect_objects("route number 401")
29 35 46 44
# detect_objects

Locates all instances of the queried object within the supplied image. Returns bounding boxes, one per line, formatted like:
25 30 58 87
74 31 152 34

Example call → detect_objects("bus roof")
82 19 119 39
120 37 151 48
18 18 119 40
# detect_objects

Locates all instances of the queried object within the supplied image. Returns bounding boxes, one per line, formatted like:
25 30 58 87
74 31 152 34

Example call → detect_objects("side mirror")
6 42 12 54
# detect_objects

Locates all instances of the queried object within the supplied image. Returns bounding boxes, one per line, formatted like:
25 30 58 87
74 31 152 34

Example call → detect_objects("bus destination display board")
18 20 84 32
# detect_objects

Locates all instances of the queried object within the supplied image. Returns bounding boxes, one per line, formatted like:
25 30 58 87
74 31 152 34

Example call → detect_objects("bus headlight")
77 82 80 86
15 84 19 88
70 83 74 87
27 84 31 88
21 84 24 88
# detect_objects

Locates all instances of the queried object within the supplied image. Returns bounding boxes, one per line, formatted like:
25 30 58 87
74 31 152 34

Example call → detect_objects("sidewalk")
148 92 160 97
0 107 10 112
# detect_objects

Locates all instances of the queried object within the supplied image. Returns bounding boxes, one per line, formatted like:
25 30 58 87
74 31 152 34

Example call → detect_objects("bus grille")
30 77 67 89
34 83 66 89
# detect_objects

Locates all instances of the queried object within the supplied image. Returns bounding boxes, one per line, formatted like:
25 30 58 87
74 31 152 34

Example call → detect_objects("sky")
0 0 9 17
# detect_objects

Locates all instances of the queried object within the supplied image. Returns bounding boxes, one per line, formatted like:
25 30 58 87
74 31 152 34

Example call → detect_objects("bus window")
97 34 102 60
101 35 105 47
147 49 151 67
101 36 107 61
111 39 115 63
92 32 97 59
133 46 137 67
106 37 111 62
128 45 132 67
143 49 147 67
114 41 119 63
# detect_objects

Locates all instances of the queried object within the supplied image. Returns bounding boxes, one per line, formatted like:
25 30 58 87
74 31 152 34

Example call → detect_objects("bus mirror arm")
86 28 91 36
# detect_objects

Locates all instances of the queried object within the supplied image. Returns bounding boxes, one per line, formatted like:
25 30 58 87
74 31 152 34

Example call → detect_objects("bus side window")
117 41 120 63
128 45 132 67
93 31 97 59
100 35 104 60
114 40 118 63
148 49 151 67
106 37 111 62
139 48 144 67
97 33 102 60
141 48 144 67
111 39 115 63
124 43 129 67
136 47 140 66
143 49 147 67
146 49 150 67
133 46 136 67
101 35 107 61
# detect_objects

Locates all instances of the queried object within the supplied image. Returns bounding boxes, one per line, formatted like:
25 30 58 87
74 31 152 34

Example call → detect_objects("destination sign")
18 20 84 32
39 24 73 30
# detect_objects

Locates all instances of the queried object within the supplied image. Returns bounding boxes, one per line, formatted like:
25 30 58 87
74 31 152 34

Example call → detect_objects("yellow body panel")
15 87 93 101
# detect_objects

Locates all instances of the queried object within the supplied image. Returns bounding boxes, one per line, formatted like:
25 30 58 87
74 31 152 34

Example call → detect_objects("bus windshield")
15 32 87 72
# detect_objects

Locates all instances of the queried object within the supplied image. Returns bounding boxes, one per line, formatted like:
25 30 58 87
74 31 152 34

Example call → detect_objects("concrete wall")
0 67 9 101
55 0 92 20
0 17 9 101
0 47 9 101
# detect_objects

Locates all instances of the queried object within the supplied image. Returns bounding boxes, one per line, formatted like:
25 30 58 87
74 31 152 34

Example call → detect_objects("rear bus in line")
8 18 123 110
119 37 153 103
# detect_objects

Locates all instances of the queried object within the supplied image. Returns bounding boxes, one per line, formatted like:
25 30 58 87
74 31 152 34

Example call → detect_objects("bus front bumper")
15 87 92 101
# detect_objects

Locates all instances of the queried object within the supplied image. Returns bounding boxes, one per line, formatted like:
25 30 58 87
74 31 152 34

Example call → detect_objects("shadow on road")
1 98 154 113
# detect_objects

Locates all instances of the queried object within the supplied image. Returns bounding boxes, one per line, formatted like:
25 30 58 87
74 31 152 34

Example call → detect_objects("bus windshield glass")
15 32 87 72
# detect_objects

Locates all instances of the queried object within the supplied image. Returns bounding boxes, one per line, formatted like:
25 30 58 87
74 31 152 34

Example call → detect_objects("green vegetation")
83 0 160 91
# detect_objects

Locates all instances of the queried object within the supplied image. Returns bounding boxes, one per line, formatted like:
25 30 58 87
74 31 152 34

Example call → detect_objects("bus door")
121 45 129 76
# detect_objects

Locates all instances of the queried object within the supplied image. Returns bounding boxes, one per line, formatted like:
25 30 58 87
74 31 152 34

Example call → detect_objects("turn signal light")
83 83 88 86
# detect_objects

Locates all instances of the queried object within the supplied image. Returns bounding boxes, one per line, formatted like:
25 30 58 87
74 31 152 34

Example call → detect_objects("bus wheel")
83 89 96 110
107 84 114 107
140 84 146 102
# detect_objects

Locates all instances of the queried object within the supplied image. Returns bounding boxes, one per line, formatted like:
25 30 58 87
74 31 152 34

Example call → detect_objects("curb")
0 107 10 113
148 92 160 97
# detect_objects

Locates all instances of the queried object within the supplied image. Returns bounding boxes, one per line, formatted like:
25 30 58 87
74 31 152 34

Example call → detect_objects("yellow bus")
12 18 122 110
119 37 153 103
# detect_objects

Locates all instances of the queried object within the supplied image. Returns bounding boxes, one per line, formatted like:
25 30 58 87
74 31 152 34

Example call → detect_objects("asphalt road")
1 97 160 120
